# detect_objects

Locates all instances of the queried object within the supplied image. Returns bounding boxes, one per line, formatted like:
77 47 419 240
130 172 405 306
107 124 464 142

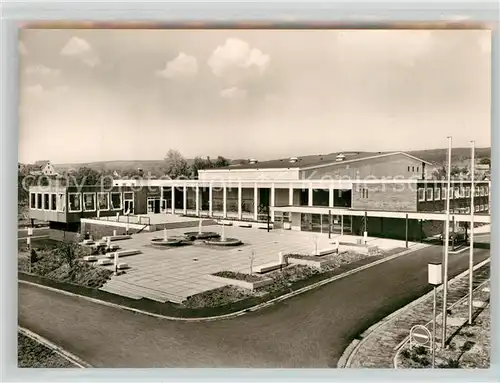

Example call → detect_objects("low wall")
48 229 80 243
80 221 144 240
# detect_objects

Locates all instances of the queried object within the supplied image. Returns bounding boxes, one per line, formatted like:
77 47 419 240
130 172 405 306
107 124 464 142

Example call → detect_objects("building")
29 160 60 177
28 151 491 242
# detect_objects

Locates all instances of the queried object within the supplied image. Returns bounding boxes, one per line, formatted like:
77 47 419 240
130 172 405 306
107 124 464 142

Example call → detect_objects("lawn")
18 332 76 368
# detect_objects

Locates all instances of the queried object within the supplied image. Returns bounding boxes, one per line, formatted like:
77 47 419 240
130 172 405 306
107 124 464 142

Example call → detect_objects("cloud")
156 52 198 79
18 41 28 55
220 87 247 99
208 38 270 82
60 36 100 67
25 64 60 76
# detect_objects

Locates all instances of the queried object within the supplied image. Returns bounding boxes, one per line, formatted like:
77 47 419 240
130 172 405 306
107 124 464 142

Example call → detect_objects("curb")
393 278 490 369
18 326 92 368
19 244 427 323
337 257 490 368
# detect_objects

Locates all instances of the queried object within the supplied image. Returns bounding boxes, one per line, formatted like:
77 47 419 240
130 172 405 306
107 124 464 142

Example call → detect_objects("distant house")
112 170 121 178
29 160 60 177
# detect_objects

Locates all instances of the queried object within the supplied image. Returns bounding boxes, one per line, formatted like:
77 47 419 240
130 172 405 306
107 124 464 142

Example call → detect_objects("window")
434 187 441 201
479 186 485 196
442 187 447 200
56 194 66 212
475 186 480 197
465 186 471 198
454 187 460 199
466 206 470 214
37 193 42 209
426 188 433 201
111 192 122 210
97 192 109 210
418 188 425 202
68 193 82 212
485 185 490 196
361 188 369 199
459 186 465 198
408 166 410 172
475 205 479 212
83 193 96 211
412 166 415 172
416 166 419 172
123 191 134 201
51 193 57 211
30 193 36 209
43 193 50 210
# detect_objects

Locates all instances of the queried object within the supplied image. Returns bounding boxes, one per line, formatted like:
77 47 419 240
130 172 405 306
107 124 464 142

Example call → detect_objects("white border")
110 192 122 210
82 192 96 212
97 192 110 211
68 192 82 213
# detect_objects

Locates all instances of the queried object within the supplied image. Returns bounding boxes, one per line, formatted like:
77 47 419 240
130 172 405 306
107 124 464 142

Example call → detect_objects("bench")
83 255 98 262
106 249 141 259
238 223 252 228
97 258 113 266
117 262 129 270
312 248 338 256
253 261 286 274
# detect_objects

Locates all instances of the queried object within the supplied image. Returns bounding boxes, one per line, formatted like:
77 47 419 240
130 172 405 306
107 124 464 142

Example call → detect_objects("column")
223 184 227 218
238 183 242 220
341 215 344 236
160 186 164 213
254 183 258 221
308 183 313 207
270 183 275 222
209 182 213 217
289 184 293 206
195 186 200 216
329 186 334 207
171 186 176 214
183 185 187 215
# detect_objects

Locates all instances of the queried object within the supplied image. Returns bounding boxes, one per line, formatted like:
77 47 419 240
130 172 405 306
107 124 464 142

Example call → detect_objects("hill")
407 147 491 166
55 159 194 174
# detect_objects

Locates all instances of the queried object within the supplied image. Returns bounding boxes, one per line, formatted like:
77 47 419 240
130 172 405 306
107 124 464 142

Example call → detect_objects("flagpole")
441 136 452 348
468 140 475 324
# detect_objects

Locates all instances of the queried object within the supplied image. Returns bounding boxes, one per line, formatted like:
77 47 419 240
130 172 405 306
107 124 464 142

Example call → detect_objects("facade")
29 160 60 177
29 151 491 242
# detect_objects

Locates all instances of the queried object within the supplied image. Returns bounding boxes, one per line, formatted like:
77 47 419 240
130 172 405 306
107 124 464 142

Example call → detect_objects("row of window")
30 192 134 213
418 185 490 202
448 205 489 214
407 166 420 173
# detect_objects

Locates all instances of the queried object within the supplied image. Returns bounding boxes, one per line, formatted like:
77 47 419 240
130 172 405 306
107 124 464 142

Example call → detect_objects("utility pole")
441 136 452 348
469 140 475 324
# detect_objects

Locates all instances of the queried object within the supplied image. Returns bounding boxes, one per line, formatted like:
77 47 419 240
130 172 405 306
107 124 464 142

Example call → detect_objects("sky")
18 28 491 164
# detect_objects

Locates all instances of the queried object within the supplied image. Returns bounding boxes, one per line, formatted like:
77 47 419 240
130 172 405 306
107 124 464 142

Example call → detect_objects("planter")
206 274 273 291
287 257 335 269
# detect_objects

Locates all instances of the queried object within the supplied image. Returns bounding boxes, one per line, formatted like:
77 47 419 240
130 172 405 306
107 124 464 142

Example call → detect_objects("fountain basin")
184 231 221 241
204 237 243 246
150 237 184 246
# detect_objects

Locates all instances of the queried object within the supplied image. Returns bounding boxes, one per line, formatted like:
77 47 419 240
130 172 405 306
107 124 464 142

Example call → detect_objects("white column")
171 186 176 214
238 183 242 220
223 184 227 218
209 182 213 217
183 185 187 215
254 183 258 221
195 186 200 216
308 183 313 207
270 183 275 221
289 184 294 206
329 186 334 207
160 187 164 213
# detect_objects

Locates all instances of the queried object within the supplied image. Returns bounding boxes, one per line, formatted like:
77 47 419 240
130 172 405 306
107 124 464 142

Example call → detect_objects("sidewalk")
340 259 490 368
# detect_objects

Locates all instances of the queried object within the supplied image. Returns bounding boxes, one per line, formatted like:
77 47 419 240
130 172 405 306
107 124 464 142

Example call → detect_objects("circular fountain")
184 218 221 241
204 224 243 247
150 228 184 247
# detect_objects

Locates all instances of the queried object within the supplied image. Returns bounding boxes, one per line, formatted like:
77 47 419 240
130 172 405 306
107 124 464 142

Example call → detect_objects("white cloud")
60 36 100 67
18 41 28 55
156 52 198 79
208 38 270 81
220 87 247 99
25 64 60 76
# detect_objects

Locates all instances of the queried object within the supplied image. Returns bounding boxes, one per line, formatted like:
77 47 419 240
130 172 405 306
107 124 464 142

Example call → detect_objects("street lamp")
428 261 443 368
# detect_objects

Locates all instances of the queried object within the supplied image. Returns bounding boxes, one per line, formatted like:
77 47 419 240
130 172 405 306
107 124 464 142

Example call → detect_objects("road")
18 245 489 368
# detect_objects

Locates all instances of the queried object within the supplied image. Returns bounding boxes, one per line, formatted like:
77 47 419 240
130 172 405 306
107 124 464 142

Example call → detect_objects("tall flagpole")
441 136 452 348
468 140 475 324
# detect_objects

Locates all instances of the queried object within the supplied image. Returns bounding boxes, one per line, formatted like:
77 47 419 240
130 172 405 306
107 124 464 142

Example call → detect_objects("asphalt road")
18 245 489 368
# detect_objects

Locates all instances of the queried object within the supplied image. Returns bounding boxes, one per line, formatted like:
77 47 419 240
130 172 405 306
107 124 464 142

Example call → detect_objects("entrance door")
124 200 134 214
154 199 161 213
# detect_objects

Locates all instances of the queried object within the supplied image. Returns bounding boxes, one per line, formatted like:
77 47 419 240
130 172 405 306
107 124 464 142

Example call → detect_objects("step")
83 255 98 262
253 261 285 274
104 279 185 303
102 234 132 242
117 262 129 270
312 248 338 256
97 258 113 266
238 223 252 228
99 285 142 300
106 249 141 259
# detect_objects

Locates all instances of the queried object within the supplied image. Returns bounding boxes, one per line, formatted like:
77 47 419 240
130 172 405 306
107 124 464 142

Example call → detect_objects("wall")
275 188 289 207
351 182 417 212
80 221 143 239
199 168 300 181
301 153 424 180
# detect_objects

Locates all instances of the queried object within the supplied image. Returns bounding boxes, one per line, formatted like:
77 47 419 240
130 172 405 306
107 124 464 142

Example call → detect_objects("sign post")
428 261 443 368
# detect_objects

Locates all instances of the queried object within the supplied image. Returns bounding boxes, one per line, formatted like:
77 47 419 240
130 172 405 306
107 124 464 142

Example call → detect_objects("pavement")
96 225 419 303
18 245 490 368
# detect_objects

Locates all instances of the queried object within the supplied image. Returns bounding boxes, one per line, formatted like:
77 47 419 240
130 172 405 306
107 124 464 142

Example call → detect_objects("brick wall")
352 182 417 212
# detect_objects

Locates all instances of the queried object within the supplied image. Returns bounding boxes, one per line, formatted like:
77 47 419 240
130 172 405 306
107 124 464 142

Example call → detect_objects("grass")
18 332 76 368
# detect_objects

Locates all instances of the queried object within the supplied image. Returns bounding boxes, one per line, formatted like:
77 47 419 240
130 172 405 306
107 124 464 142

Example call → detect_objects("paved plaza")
98 221 421 303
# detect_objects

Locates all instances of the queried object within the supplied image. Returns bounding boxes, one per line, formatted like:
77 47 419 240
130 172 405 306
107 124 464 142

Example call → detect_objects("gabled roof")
33 160 50 167
205 151 433 171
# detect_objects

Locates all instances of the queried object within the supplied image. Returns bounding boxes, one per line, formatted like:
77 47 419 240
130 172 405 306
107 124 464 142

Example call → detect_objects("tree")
70 167 103 186
479 157 491 166
164 149 189 178
215 156 230 168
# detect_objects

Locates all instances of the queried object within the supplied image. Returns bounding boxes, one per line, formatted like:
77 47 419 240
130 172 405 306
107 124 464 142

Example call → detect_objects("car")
439 227 468 246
